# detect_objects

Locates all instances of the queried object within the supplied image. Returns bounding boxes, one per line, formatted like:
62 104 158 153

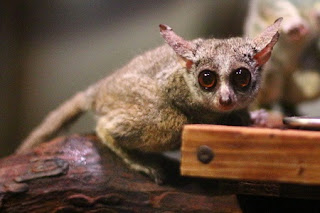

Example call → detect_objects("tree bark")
0 135 242 212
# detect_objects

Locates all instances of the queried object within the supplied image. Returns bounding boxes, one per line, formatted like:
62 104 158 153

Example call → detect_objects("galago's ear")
253 17 283 67
159 24 196 69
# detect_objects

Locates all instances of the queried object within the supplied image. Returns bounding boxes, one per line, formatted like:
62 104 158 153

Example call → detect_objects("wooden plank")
181 125 320 184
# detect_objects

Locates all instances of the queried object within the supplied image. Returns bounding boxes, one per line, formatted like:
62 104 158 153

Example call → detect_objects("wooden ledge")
181 125 320 185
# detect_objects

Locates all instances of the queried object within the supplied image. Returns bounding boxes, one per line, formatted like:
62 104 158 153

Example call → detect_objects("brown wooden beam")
181 124 320 185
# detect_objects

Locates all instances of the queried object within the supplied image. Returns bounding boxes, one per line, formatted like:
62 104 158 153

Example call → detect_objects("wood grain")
181 125 320 184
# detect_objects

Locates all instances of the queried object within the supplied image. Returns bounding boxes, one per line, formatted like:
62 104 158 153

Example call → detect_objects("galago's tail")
16 87 96 154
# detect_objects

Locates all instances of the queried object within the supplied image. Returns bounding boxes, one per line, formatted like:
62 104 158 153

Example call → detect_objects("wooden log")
2 131 320 212
181 124 320 184
0 134 242 212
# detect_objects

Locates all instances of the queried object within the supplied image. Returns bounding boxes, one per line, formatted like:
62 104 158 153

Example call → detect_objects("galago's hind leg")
96 116 177 184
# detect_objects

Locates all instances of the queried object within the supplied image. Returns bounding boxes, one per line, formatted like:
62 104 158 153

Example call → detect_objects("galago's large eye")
198 70 217 91
231 68 251 91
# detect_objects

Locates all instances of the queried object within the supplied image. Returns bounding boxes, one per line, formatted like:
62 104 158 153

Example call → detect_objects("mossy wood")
181 125 320 184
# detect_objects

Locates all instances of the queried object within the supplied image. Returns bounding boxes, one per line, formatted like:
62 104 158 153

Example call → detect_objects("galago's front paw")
250 109 284 128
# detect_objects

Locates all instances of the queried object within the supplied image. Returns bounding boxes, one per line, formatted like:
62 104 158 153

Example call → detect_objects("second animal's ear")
253 17 283 67
159 24 196 69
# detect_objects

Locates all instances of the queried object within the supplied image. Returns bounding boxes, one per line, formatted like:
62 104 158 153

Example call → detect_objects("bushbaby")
17 18 282 183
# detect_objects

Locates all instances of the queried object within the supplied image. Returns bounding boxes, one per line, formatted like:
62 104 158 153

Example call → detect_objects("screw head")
197 145 214 164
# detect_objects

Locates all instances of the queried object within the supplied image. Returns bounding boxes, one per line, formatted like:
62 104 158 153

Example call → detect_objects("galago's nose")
219 96 232 107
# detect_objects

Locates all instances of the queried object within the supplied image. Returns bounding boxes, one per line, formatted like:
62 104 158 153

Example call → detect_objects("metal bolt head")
197 145 214 164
